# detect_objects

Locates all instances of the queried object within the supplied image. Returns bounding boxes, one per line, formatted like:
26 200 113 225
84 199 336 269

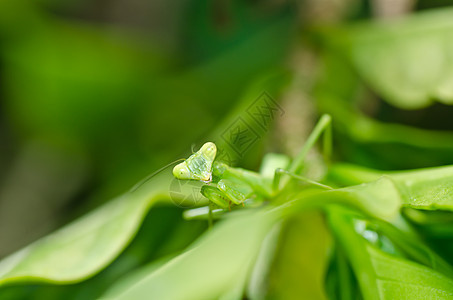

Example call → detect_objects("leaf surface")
328 207 453 299
342 8 453 109
0 172 194 285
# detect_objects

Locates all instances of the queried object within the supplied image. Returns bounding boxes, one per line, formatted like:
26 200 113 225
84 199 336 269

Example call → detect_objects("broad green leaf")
341 8 453 109
325 244 359 300
370 247 453 299
371 217 453 278
0 206 205 300
332 177 401 220
103 209 280 300
328 163 453 210
265 211 332 300
0 171 199 286
100 256 175 300
247 222 282 299
326 163 383 187
328 207 453 299
390 166 453 210
292 177 402 221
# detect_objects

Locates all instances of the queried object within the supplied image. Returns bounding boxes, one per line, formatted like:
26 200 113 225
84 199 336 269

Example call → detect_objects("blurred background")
2 0 453 298
0 0 296 258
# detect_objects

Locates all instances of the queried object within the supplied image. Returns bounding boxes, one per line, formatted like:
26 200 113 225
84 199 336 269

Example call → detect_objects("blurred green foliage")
0 0 294 254
2 0 453 299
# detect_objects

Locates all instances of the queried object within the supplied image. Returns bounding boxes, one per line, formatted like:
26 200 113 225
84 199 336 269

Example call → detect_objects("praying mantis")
172 114 333 224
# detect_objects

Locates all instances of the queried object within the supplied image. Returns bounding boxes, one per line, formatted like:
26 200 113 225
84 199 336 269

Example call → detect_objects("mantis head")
173 142 217 182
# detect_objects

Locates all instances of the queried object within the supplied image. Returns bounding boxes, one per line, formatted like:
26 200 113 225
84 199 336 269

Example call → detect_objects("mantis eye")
200 142 217 160
173 163 191 180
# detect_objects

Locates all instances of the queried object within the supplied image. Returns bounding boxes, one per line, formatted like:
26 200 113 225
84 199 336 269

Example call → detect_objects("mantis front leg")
273 168 332 191
273 114 332 192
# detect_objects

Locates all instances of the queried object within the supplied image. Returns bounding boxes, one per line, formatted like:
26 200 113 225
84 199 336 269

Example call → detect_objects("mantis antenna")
130 158 186 192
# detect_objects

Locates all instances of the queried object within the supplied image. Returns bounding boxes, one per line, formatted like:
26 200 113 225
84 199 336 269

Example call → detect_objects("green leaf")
325 243 359 300
0 172 196 286
102 209 280 300
328 163 453 211
328 206 453 299
292 177 402 221
371 217 453 278
334 177 402 220
265 211 332 300
341 8 453 109
390 166 453 210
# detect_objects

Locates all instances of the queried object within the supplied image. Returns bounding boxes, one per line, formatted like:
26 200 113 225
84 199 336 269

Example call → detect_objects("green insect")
172 114 333 224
